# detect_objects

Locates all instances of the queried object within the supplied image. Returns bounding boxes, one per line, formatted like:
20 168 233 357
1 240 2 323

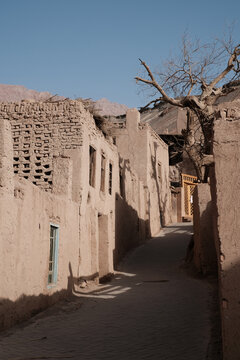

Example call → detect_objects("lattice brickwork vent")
0 101 95 192
12 121 52 190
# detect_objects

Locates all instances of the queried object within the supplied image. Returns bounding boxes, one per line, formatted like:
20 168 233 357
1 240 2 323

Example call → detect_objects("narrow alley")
0 224 219 360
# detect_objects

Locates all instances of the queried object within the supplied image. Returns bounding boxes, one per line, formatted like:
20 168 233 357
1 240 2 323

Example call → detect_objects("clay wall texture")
75 124 119 277
0 100 96 191
108 109 171 235
212 107 240 360
0 102 166 330
0 176 80 329
193 183 217 275
114 168 147 265
0 105 119 329
147 125 171 228
170 188 181 223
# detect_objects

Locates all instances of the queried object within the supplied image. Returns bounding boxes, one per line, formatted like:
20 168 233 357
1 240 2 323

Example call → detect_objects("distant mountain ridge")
0 84 53 102
0 84 128 116
94 98 128 116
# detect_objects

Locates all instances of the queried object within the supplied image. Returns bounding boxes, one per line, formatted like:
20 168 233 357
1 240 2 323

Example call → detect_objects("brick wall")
0 100 96 191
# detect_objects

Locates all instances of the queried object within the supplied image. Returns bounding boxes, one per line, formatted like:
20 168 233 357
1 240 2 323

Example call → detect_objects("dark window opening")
119 168 125 198
109 163 113 195
89 146 96 187
100 154 106 192
157 162 162 183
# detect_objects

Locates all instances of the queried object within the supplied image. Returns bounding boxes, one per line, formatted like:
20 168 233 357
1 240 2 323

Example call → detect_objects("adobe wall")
147 125 171 230
110 110 149 184
0 99 123 276
0 178 80 330
108 109 171 235
0 119 14 194
0 100 96 192
193 183 217 275
0 102 156 329
75 122 119 278
114 162 147 265
0 116 80 329
212 108 240 360
0 103 119 328
170 188 181 223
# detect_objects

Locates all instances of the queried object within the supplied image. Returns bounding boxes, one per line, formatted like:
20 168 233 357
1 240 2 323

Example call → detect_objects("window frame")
47 223 59 288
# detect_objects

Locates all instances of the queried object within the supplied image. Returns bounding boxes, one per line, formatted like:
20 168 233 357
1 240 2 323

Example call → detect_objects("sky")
0 0 239 108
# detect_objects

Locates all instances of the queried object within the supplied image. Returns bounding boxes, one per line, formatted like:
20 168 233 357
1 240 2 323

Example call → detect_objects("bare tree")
135 34 240 181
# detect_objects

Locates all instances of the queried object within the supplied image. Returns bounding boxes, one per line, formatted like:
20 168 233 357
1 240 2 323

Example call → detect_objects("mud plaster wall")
193 183 217 275
147 126 171 229
1 177 80 296
109 109 171 236
0 104 160 329
76 126 119 277
0 99 121 274
170 189 181 223
114 164 147 265
0 102 151 280
212 109 240 360
0 179 80 330
0 119 80 330
0 105 119 329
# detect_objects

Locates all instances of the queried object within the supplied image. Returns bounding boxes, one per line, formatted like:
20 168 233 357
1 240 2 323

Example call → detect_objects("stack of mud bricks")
0 100 90 191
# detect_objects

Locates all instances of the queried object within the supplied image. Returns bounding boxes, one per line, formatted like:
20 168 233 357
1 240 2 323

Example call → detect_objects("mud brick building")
0 100 171 330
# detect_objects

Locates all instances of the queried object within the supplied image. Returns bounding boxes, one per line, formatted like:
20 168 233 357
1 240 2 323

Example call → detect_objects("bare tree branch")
135 59 183 107
136 33 240 182
202 44 240 98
